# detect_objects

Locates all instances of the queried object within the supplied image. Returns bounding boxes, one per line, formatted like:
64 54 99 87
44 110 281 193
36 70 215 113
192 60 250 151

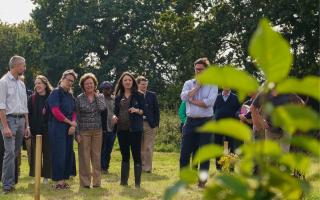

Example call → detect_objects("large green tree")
31 0 171 89
29 0 319 107
0 21 44 86
155 0 319 79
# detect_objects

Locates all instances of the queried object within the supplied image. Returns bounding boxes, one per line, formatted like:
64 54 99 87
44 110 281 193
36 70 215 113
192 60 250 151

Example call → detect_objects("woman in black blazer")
112 72 145 188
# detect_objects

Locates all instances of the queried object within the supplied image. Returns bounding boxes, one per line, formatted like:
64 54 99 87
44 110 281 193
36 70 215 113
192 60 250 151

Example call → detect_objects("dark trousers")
180 117 212 171
117 131 142 165
101 131 116 170
29 133 52 178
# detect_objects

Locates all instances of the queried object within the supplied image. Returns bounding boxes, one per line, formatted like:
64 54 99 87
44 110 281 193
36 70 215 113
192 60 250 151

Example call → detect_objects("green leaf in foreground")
198 119 252 142
279 153 311 174
271 104 320 134
276 76 320 101
180 168 198 184
163 181 187 200
216 174 249 199
249 18 292 83
192 144 223 165
196 65 258 101
290 136 320 157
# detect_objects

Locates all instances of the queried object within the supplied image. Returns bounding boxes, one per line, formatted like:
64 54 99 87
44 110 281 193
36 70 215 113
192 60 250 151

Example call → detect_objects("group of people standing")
0 55 160 193
178 57 304 188
0 55 305 194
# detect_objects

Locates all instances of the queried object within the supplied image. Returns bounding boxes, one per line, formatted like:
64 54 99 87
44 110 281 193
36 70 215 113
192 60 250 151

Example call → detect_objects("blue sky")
0 0 34 24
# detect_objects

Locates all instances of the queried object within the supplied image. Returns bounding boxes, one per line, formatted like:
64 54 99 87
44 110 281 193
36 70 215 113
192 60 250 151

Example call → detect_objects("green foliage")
0 21 44 85
192 144 223 166
249 18 293 82
276 76 320 101
197 66 259 101
180 168 198 184
155 110 181 152
216 174 249 199
198 119 252 142
271 104 320 134
279 153 311 175
290 136 320 157
165 17 319 200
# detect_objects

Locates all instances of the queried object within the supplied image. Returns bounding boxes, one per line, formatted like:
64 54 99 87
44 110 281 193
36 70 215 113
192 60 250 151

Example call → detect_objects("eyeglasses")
64 77 75 84
195 68 205 71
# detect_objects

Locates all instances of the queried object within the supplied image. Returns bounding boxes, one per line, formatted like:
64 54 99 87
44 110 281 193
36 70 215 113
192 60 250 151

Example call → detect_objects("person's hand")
70 121 77 127
112 115 118 124
262 120 270 130
24 127 31 138
3 127 13 137
94 91 99 97
68 126 76 135
76 135 81 143
239 114 247 122
128 107 138 114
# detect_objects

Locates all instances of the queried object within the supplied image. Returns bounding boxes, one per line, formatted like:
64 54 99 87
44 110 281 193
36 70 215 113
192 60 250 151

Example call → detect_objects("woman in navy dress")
48 69 78 189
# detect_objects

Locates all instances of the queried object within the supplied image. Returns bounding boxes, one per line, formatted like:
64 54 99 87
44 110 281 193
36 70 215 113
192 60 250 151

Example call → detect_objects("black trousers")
117 131 142 165
29 133 52 178
180 117 212 171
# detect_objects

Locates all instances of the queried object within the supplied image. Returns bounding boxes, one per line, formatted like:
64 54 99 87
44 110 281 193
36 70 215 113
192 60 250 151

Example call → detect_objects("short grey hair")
9 55 25 69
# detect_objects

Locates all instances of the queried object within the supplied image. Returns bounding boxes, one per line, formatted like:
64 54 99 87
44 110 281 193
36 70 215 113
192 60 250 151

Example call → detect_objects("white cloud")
0 0 35 24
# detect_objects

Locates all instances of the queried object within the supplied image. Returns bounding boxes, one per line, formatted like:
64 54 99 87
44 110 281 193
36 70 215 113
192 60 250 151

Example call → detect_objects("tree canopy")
0 0 318 107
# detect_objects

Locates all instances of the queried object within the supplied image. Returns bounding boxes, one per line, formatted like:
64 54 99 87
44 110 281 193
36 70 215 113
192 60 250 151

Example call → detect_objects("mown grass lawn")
0 147 319 200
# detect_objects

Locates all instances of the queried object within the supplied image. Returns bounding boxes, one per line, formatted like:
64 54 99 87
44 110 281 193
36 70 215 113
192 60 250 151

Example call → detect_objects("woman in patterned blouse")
75 73 106 188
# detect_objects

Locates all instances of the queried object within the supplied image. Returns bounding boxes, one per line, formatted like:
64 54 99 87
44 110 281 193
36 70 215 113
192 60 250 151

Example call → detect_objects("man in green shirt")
178 101 186 133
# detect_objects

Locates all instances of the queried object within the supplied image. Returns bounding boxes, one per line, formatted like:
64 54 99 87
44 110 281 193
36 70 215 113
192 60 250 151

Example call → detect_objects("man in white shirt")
0 55 30 193
180 57 218 188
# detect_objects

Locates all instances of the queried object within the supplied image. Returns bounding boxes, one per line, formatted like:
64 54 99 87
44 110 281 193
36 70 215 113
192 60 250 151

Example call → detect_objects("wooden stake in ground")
223 141 229 155
35 135 42 200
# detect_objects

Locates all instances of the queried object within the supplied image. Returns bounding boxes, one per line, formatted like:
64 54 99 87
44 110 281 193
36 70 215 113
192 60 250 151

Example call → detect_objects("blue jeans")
0 117 24 190
101 131 116 170
180 117 212 171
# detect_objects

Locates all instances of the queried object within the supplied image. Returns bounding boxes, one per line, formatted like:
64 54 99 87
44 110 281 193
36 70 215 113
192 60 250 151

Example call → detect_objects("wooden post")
35 135 42 200
223 141 229 155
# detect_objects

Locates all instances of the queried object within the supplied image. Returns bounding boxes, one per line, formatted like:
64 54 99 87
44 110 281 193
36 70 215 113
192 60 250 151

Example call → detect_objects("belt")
187 116 212 120
7 114 25 118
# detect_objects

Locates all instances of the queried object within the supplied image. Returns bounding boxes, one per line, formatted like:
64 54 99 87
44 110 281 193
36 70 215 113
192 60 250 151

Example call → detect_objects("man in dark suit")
213 88 241 169
136 76 160 173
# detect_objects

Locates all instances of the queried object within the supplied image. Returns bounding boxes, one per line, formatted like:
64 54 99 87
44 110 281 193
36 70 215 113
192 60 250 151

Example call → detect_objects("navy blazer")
144 91 160 128
114 91 145 132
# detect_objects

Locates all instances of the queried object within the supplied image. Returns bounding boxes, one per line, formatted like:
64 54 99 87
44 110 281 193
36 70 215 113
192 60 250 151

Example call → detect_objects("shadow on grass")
119 186 150 199
77 186 110 199
142 172 169 182
308 173 320 182
103 172 119 183
12 182 78 198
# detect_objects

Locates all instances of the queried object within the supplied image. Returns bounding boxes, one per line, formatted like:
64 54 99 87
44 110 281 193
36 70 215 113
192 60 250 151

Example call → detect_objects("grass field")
0 147 319 200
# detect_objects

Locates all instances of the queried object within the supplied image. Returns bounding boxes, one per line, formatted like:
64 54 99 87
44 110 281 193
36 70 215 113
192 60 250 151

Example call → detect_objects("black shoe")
83 186 90 189
198 180 207 188
134 164 142 188
101 169 109 174
120 162 130 186
3 187 15 194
